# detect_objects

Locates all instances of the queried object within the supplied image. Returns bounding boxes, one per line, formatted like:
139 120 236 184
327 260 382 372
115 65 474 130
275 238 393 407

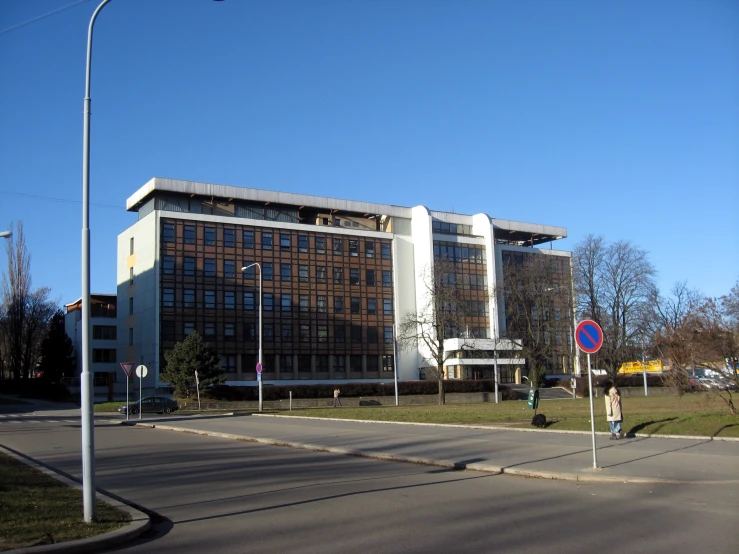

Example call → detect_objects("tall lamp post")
242 264 263 411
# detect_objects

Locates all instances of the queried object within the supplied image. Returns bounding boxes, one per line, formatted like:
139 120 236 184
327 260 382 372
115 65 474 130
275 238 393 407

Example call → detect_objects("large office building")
117 177 574 394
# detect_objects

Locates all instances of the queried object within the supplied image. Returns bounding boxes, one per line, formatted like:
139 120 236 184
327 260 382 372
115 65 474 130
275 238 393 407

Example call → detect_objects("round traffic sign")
575 320 603 354
135 365 148 378
256 362 263 374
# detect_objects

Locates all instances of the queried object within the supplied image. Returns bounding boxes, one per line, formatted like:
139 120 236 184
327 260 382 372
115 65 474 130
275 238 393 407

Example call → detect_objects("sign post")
120 362 135 421
135 365 148 420
256 362 263 412
575 320 604 470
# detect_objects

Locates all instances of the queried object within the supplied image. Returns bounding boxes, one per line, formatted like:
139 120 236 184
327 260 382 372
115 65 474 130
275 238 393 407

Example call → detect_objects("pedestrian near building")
333 388 341 407
604 382 624 439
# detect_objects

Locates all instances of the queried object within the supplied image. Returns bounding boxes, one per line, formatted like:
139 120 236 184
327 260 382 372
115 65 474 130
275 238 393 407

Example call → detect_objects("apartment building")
118 177 573 394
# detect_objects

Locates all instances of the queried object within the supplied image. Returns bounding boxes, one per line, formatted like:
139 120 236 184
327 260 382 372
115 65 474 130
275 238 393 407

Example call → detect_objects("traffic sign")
120 362 135 377
575 320 603 354
256 362 263 374
135 365 148 378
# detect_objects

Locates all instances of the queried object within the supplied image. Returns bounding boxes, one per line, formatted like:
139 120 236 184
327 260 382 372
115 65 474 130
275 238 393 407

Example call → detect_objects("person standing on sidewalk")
333 388 341 407
604 381 625 439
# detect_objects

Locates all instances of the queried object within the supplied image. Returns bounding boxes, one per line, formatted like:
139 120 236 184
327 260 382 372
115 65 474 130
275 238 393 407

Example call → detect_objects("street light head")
0 230 12 239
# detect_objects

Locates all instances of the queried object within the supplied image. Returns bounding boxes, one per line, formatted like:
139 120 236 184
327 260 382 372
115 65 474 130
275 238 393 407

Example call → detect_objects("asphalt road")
1 413 737 553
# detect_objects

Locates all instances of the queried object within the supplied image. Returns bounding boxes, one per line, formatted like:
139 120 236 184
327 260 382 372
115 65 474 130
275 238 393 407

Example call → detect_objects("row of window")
220 354 395 373
167 322 395 344
162 257 393 286
163 223 391 259
163 288 394 315
433 242 486 264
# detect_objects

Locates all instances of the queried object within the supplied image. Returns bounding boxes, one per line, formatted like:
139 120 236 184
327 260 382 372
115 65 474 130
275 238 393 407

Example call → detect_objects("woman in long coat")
604 382 625 440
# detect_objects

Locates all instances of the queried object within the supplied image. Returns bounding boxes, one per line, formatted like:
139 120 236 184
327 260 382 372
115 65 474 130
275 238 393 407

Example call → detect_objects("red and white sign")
120 362 135 377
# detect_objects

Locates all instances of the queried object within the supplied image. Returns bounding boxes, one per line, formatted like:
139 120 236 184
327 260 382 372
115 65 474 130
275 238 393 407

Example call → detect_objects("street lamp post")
0 231 12 239
242 264 263 411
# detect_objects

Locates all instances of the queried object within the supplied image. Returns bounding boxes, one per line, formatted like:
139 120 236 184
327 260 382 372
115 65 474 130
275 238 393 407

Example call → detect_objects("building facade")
117 177 575 393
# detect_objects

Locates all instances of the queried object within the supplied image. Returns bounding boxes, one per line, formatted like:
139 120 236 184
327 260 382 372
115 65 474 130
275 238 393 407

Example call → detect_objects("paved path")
127 413 739 484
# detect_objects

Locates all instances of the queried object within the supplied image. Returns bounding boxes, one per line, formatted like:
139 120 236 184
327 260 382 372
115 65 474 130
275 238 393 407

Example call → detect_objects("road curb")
0 446 151 554
130 422 736 485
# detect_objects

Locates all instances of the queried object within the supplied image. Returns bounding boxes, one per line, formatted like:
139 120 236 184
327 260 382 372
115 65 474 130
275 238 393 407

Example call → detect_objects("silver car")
118 396 178 415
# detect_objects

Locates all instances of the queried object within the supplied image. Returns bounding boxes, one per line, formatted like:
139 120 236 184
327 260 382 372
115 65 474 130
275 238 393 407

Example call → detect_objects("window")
92 325 116 340
281 294 292 312
300 324 310 342
366 270 376 286
334 325 345 343
383 355 395 372
129 297 134 315
316 266 327 283
224 291 235 310
381 243 391 260
204 227 216 246
350 268 360 286
367 327 378 343
317 295 327 313
554 308 561 321
184 225 196 244
315 236 326 254
299 354 312 372
334 355 345 372
262 232 273 250
383 299 394 315
225 322 235 338
384 326 393 344
163 255 175 275
204 259 216 277
333 238 343 255
281 263 291 281
349 240 358 257
333 268 343 284
205 290 215 309
318 325 328 343
299 265 309 282
162 223 175 243
162 321 174 341
222 354 236 371
367 298 377 315
245 322 256 341
184 257 195 276
334 296 345 313
183 289 195 308
351 325 362 343
129 267 134 284
243 230 254 248
205 322 215 336
263 262 273 281
298 235 309 253
244 291 255 310
365 241 375 258
130 237 134 255
367 356 379 371
264 293 274 311
184 322 195 335
281 354 293 370
224 260 236 278
242 263 255 279
350 355 362 372
351 297 361 314
300 295 310 313
280 234 291 251
382 270 392 287
92 348 116 363
264 324 274 341
281 324 292 341
224 228 235 247
316 354 329 370
163 288 174 307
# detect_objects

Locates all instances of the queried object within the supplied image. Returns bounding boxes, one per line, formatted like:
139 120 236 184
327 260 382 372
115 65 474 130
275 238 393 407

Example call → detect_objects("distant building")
116 177 574 395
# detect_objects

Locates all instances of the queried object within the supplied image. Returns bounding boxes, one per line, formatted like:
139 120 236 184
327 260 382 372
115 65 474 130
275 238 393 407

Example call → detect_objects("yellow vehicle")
618 360 663 374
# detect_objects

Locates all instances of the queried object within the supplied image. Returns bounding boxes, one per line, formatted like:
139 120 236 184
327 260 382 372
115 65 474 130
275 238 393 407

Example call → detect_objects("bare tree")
573 236 656 376
0 221 57 381
398 260 470 405
497 253 573 389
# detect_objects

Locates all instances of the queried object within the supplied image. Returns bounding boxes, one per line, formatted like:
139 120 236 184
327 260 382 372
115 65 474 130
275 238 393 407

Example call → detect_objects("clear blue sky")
1 0 737 307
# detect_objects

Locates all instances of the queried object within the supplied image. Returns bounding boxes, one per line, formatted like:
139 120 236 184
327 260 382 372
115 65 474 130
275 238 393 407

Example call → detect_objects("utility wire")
0 0 96 36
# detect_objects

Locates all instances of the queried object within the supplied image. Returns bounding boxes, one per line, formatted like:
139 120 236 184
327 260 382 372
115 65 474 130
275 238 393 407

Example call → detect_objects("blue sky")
1 0 737 307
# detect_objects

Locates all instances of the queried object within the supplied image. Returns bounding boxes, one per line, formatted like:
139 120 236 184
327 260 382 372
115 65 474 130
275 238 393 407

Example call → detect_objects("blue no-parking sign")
575 320 603 354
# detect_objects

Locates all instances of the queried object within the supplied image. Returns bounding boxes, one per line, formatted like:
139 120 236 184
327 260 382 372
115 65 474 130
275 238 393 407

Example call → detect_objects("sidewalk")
125 413 739 485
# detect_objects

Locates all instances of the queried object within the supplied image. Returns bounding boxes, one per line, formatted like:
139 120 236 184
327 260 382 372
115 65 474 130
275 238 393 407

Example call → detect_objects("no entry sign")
575 320 603 354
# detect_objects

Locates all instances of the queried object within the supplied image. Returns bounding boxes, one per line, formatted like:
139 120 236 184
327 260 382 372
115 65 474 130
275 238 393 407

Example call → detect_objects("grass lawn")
0 453 131 551
284 393 739 438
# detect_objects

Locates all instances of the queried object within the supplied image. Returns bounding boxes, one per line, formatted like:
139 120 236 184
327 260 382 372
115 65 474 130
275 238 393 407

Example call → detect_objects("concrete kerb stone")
127 421 734 485
0 446 150 554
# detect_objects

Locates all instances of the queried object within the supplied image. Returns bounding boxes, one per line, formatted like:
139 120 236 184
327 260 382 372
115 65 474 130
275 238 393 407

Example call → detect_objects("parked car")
118 396 178 415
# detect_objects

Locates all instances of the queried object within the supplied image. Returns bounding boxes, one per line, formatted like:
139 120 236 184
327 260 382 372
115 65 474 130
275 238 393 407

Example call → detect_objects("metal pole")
586 352 598 469
125 374 129 421
289 391 292 411
493 347 499 404
138 371 142 420
642 342 649 397
258 265 263 412
393 339 399 406
81 1 113 521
